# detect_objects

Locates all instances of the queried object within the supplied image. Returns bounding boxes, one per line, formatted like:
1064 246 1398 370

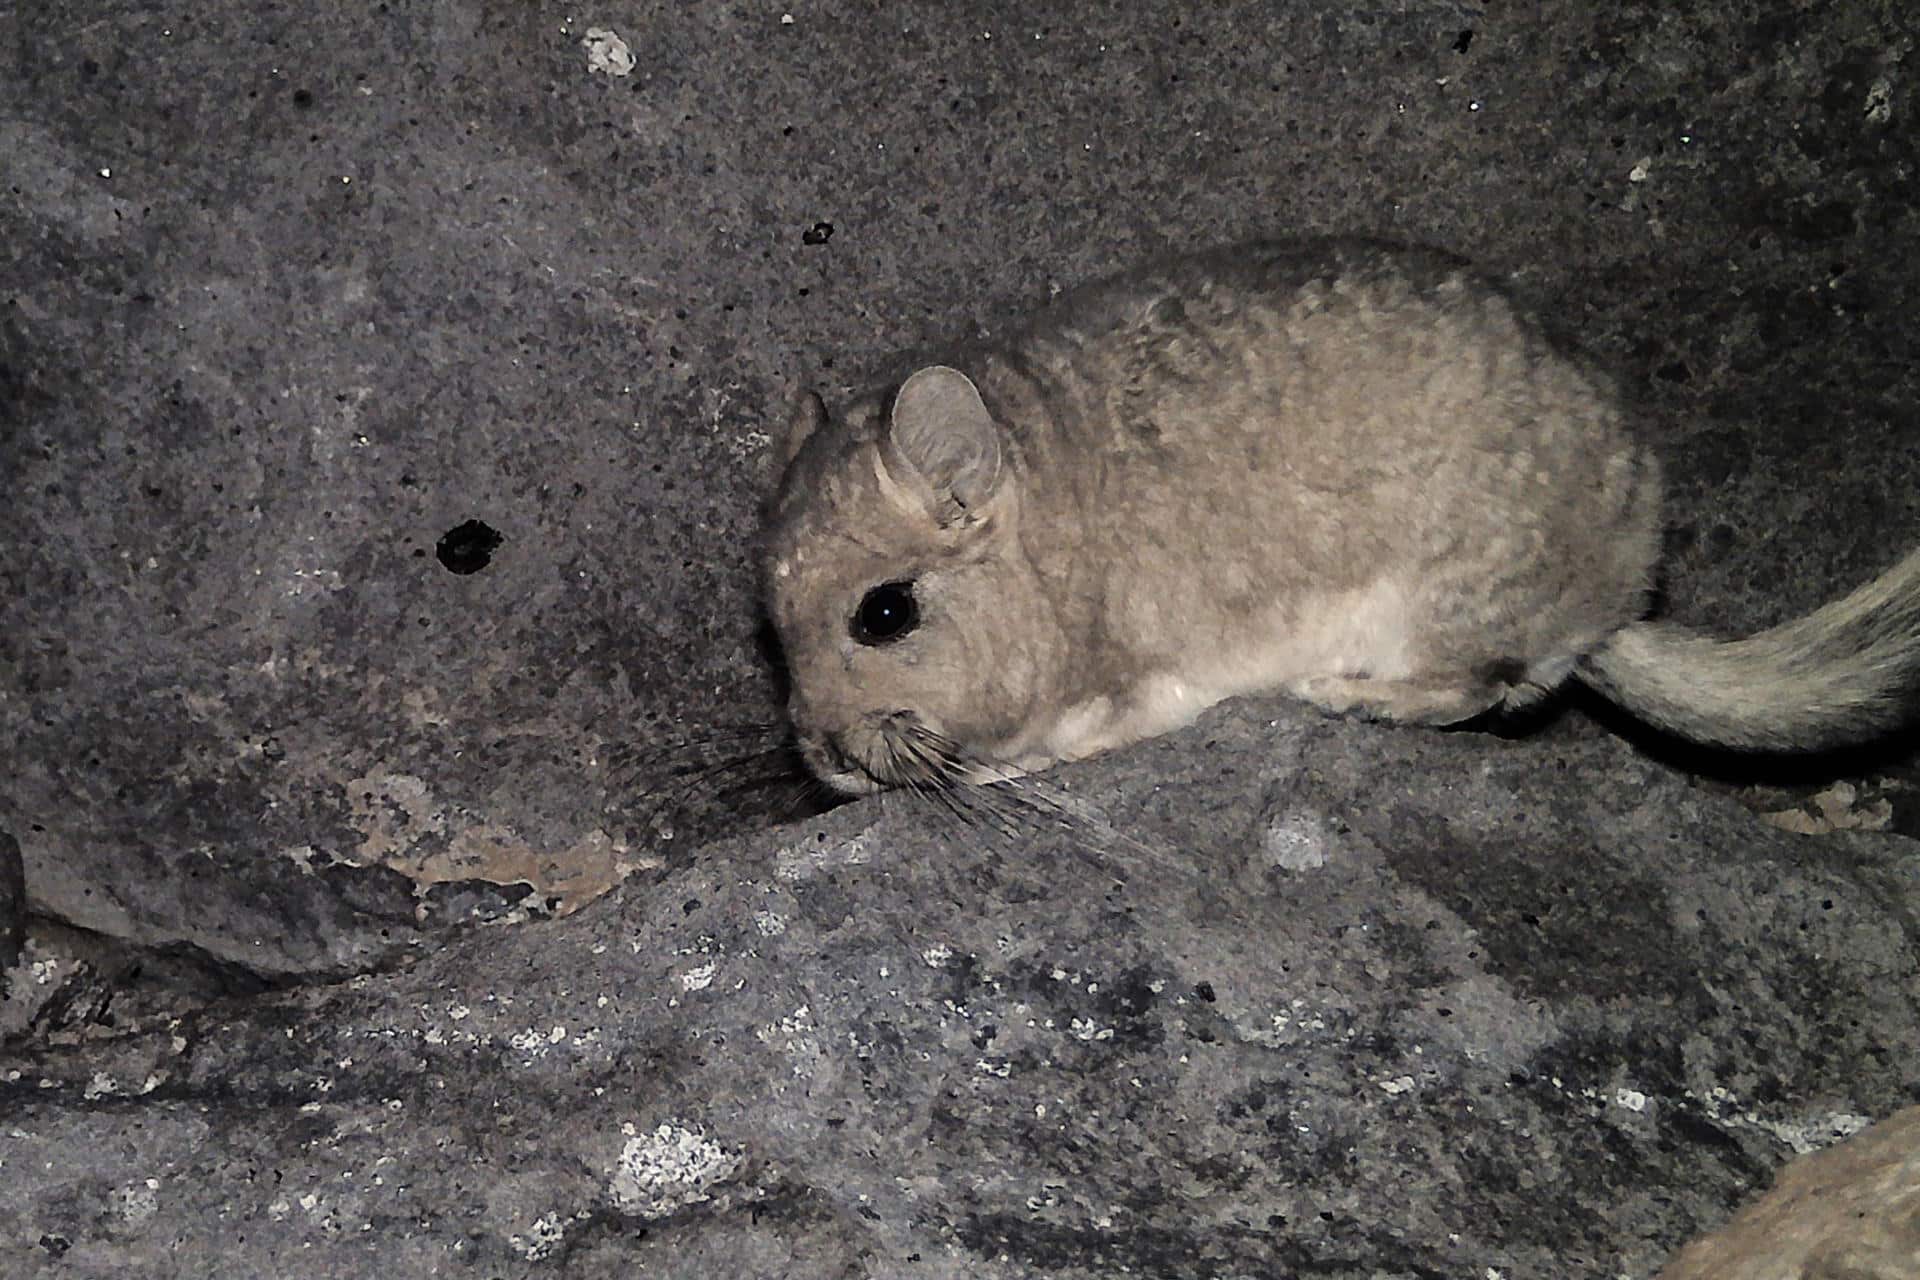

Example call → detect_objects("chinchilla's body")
761 239 1920 796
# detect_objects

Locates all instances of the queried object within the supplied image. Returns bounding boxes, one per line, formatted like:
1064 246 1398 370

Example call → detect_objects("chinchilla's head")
760 366 1066 794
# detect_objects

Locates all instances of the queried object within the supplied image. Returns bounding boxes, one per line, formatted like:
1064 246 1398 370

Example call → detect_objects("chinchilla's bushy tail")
1577 547 1920 751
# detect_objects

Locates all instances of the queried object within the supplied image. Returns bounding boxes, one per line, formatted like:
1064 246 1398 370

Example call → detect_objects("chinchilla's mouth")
803 712 968 795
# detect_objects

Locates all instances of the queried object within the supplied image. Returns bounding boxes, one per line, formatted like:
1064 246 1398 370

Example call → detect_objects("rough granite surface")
4 705 1920 1276
2 1 1918 1276
0 834 23 987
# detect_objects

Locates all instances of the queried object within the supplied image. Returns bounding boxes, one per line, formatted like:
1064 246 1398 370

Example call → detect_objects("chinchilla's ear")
878 365 1004 525
772 382 829 478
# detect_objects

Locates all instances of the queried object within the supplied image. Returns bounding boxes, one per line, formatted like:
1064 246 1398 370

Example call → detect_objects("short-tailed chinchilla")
761 238 1920 796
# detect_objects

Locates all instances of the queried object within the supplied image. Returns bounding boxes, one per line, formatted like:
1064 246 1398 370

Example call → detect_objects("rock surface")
1658 1104 1920 1280
5 0 1919 982
3 703 1919 1277
2 0 1919 1276
0 834 22 989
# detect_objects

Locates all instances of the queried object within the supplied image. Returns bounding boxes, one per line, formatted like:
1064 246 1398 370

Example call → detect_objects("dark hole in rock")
435 519 503 574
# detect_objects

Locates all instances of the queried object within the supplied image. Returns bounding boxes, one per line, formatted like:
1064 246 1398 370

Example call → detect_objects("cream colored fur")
760 239 1920 793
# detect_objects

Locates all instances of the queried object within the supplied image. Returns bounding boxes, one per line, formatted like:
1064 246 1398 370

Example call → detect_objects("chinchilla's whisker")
895 722 1195 883
895 725 1023 841
890 726 1071 849
624 738 807 839
708 751 815 807
901 776 970 847
899 721 977 781
626 740 790 803
899 763 983 849
927 774 1013 845
605 722 792 782
767 770 844 823
875 721 1013 847
947 777 1038 845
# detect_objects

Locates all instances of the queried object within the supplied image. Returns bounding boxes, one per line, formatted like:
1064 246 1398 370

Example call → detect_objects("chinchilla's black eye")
851 580 919 645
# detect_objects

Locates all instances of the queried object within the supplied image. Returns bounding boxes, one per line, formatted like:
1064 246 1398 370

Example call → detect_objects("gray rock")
1658 1105 1920 1280
1 0 1919 1275
4 0 1918 984
0 833 23 988
1 703 1917 1275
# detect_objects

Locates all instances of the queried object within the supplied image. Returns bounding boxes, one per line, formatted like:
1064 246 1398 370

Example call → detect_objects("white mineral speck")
582 28 636 77
1864 76 1893 124
1264 815 1329 871
511 1212 566 1261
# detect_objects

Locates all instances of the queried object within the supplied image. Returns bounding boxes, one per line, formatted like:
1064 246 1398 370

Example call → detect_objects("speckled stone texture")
0 834 22 987
3 707 1919 1276
2 0 1918 1276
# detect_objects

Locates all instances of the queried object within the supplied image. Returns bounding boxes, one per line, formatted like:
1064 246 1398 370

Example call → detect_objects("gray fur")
761 239 1920 794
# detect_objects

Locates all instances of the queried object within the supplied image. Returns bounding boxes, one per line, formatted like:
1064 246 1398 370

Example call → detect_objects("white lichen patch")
678 961 718 992
1238 997 1335 1049
112 1178 161 1224
1864 75 1893 125
1261 814 1331 871
1696 1086 1872 1155
581 28 635 77
30 955 67 985
280 843 321 875
758 1005 823 1076
509 1211 567 1261
761 1005 814 1040
608 1124 742 1217
731 426 772 459
701 384 770 460
1614 1088 1649 1113
775 827 875 879
1751 1107 1872 1155
506 1026 568 1061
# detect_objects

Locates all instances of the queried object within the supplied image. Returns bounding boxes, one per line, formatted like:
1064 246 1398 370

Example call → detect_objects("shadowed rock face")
2 708 1918 1276
0 835 22 989
1658 1105 1920 1280
2 0 1918 1275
